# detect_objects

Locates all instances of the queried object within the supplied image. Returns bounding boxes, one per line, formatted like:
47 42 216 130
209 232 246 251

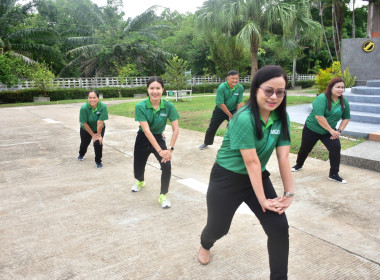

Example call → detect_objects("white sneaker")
131 180 146 192
158 194 171 209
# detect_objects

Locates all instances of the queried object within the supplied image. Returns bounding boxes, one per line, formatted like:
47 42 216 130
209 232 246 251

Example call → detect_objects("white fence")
0 75 315 92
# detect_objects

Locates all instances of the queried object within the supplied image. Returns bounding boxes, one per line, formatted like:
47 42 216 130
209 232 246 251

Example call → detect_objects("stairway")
346 80 380 126
341 80 380 171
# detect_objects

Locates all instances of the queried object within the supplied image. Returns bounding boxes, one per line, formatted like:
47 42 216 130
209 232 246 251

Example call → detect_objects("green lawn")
108 94 364 160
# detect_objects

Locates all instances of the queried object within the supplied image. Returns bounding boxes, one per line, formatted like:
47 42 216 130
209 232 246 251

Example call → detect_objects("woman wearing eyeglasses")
198 65 294 279
291 77 350 183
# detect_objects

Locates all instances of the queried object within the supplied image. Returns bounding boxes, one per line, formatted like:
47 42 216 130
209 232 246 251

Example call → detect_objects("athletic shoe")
291 164 302 172
77 155 84 161
131 180 146 192
328 174 347 184
158 194 171 209
199 143 208 150
96 162 103 169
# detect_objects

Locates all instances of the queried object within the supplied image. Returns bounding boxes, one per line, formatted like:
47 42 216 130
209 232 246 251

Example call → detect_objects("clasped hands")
329 129 340 140
92 134 103 145
159 149 172 163
261 196 293 215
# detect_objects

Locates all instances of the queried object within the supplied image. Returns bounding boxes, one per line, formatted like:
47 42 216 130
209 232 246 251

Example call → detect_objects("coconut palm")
283 0 322 87
61 5 170 77
0 0 61 64
198 0 296 77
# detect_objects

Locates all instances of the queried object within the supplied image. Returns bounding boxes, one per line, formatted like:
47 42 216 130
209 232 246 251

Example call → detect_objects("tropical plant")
343 66 356 88
28 61 56 96
0 0 62 65
314 61 342 93
198 0 296 78
162 55 191 90
283 0 322 88
61 4 170 77
0 53 30 87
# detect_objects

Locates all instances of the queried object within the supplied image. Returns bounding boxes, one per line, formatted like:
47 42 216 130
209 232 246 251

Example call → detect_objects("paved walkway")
0 103 379 279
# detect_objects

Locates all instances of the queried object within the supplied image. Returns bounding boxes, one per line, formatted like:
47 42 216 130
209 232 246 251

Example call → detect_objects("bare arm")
275 145 294 214
241 149 280 213
82 123 99 142
139 121 171 162
338 119 350 132
169 119 179 148
96 120 104 144
315 115 340 139
219 104 233 120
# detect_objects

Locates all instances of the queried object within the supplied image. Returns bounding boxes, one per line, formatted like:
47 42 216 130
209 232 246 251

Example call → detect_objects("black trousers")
204 106 236 145
201 163 289 280
79 127 105 164
133 131 171 194
296 125 341 175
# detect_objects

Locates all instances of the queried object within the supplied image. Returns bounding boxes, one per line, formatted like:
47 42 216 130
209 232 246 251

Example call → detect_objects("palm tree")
61 5 170 77
198 0 296 78
0 0 61 64
283 0 322 87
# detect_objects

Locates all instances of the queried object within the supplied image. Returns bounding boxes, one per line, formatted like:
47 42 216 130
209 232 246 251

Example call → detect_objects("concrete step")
341 141 380 172
350 111 380 124
351 86 380 95
366 80 380 87
345 93 380 104
349 102 380 113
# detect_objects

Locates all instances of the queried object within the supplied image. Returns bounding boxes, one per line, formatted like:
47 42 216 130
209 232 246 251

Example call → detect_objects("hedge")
0 82 257 104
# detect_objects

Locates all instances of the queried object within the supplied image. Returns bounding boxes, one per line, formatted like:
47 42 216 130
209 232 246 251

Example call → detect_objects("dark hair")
88 90 99 98
227 70 239 76
246 65 289 140
147 76 165 88
325 77 345 111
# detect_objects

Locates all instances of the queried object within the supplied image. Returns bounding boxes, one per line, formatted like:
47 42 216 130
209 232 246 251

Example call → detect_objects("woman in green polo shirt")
291 77 350 183
131 76 179 209
198 65 294 279
78 90 109 169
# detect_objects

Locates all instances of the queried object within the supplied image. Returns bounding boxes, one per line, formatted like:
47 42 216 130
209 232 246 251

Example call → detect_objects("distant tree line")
0 0 371 88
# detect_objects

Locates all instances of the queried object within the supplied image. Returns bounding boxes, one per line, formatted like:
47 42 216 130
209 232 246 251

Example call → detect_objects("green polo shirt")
215 81 244 111
306 93 351 135
79 102 108 132
135 98 179 134
216 107 291 174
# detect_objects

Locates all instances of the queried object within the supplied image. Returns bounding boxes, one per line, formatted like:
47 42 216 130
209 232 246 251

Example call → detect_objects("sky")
92 0 207 19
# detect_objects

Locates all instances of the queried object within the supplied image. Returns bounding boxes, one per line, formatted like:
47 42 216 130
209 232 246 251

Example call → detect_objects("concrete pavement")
0 102 379 279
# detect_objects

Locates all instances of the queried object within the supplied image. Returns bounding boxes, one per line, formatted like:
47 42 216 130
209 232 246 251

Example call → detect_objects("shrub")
314 61 342 93
343 67 356 88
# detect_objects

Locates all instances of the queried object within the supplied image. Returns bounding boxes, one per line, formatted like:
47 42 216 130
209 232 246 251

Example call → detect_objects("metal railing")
0 75 315 92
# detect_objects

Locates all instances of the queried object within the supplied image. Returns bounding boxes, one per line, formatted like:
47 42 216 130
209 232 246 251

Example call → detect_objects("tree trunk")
353 0 356 38
250 40 259 80
367 2 380 38
291 25 299 88
292 56 297 88
320 2 334 63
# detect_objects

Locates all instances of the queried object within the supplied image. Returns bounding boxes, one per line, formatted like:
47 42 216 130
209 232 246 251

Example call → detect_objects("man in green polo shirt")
199 70 244 150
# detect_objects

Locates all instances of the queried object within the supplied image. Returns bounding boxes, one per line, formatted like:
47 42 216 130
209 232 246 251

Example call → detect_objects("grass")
108 94 364 160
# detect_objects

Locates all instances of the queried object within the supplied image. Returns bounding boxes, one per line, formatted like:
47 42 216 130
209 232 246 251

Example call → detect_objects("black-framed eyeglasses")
259 87 287 98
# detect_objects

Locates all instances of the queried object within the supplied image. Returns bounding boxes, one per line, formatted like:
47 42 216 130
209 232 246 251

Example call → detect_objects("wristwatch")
337 129 342 133
283 192 294 197
168 146 174 151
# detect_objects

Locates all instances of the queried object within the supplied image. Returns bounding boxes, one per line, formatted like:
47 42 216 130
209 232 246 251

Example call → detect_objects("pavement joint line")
289 225 380 266
26 107 184 180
